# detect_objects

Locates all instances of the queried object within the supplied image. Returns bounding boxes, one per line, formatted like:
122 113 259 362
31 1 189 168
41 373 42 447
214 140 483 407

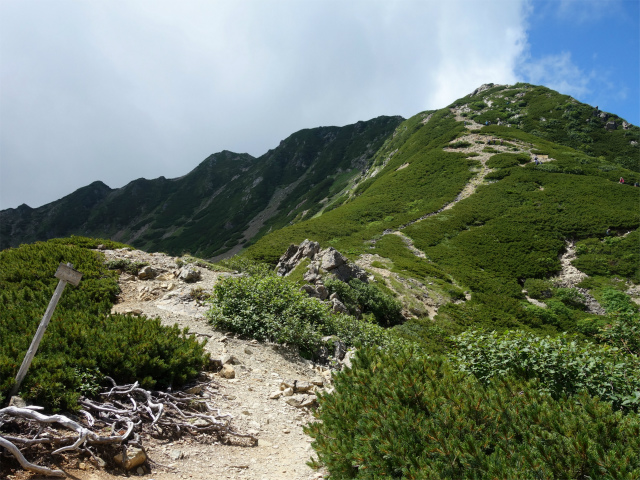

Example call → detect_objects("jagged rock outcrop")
276 239 368 283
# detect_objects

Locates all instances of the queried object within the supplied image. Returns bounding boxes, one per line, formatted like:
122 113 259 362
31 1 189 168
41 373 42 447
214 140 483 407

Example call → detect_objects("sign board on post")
9 262 83 399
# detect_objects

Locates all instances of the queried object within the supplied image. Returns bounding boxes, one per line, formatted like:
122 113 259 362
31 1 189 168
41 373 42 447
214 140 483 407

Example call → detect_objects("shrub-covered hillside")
245 83 639 341
0 237 208 411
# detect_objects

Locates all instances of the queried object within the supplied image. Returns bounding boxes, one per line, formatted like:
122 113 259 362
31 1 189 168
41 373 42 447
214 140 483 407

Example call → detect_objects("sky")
1 0 638 210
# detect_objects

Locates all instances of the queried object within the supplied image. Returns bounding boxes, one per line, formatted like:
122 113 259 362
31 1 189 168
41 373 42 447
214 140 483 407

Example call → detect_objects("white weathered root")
1 378 254 477
0 435 65 477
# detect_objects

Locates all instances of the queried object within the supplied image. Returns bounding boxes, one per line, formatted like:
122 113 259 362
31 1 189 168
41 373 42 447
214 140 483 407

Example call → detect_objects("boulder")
137 266 156 280
276 239 321 276
114 447 147 470
178 267 201 283
219 364 235 379
331 298 348 314
320 248 346 271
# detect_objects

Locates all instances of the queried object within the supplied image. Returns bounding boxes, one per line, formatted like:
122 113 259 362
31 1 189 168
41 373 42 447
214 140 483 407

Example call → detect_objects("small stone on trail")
219 364 236 379
269 391 283 400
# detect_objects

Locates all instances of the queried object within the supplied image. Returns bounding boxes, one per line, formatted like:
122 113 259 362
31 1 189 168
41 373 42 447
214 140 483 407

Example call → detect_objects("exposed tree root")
1 377 254 477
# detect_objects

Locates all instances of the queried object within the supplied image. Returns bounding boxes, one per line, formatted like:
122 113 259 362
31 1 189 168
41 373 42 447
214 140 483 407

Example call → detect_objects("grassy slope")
246 83 640 340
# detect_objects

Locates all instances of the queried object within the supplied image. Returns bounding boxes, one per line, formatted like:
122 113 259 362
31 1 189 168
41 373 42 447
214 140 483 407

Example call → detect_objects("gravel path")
61 248 328 480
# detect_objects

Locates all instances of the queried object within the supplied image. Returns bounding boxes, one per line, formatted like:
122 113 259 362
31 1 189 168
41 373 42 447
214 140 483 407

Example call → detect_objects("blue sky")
1 0 638 210
521 0 638 123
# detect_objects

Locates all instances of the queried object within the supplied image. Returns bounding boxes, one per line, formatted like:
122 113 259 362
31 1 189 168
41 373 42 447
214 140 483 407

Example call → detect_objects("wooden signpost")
9 263 83 399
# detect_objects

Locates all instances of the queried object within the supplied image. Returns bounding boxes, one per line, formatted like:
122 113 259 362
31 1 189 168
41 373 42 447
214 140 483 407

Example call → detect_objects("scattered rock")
169 449 184 461
9 396 26 408
269 391 283 400
178 267 201 283
114 447 147 470
219 364 236 379
138 265 156 280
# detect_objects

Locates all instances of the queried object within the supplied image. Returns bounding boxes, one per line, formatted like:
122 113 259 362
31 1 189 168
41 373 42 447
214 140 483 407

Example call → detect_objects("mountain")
242 82 639 339
0 116 403 258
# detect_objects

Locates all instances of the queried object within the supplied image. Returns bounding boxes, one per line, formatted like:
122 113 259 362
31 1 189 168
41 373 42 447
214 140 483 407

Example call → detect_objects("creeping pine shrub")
324 277 404 327
523 278 553 298
206 273 400 355
451 330 640 411
105 258 149 275
305 346 640 479
0 239 208 411
597 288 640 356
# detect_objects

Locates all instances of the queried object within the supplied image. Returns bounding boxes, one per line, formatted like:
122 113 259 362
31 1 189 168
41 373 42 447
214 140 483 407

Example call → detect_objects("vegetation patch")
306 345 640 478
0 239 208 411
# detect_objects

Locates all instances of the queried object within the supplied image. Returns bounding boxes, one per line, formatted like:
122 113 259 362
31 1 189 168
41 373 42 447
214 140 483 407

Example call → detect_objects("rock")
285 396 302 407
315 284 329 300
258 439 273 447
269 391 283 400
184 384 204 395
329 292 340 301
96 244 106 250
299 395 318 408
332 262 368 283
283 387 294 397
136 467 145 475
331 298 348 314
244 347 253 355
157 272 175 281
219 364 236 379
9 396 26 408
342 349 356 369
138 265 156 280
114 447 147 470
178 267 201 283
276 239 321 276
320 248 346 271
169 449 184 461
294 382 314 393
311 377 324 387
605 121 617 130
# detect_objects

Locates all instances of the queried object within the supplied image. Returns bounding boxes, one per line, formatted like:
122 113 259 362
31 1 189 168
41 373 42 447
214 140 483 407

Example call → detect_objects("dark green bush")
306 346 640 479
448 140 472 149
324 277 404 327
105 258 149 275
553 287 587 309
0 239 208 411
523 278 553 298
486 153 530 169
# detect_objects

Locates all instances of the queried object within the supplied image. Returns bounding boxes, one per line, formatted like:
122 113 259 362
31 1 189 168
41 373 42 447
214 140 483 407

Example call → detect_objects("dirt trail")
36 248 328 480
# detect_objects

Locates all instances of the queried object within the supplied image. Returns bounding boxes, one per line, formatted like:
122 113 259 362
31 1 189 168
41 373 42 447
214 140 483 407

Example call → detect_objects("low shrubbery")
206 269 400 356
324 277 403 327
306 345 640 479
0 240 208 411
451 329 640 411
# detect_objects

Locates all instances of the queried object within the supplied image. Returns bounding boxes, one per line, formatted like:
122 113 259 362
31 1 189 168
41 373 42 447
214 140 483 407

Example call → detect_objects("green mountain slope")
245 83 639 338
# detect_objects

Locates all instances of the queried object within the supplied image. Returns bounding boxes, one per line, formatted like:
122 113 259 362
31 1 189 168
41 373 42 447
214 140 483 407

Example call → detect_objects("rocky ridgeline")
276 239 369 315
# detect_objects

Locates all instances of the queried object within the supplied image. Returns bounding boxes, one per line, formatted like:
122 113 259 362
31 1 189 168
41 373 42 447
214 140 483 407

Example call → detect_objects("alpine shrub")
0 239 208 411
451 329 640 411
206 273 400 354
306 346 640 479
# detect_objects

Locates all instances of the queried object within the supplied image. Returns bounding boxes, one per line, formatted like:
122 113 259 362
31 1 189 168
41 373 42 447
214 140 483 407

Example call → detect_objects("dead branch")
1 378 254 477
0 435 65 477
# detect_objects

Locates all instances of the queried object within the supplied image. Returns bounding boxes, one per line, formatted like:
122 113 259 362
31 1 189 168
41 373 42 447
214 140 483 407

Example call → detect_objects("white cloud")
518 51 594 98
0 0 529 209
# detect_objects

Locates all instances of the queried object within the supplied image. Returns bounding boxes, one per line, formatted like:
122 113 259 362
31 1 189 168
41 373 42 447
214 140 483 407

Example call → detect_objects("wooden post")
9 263 82 398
